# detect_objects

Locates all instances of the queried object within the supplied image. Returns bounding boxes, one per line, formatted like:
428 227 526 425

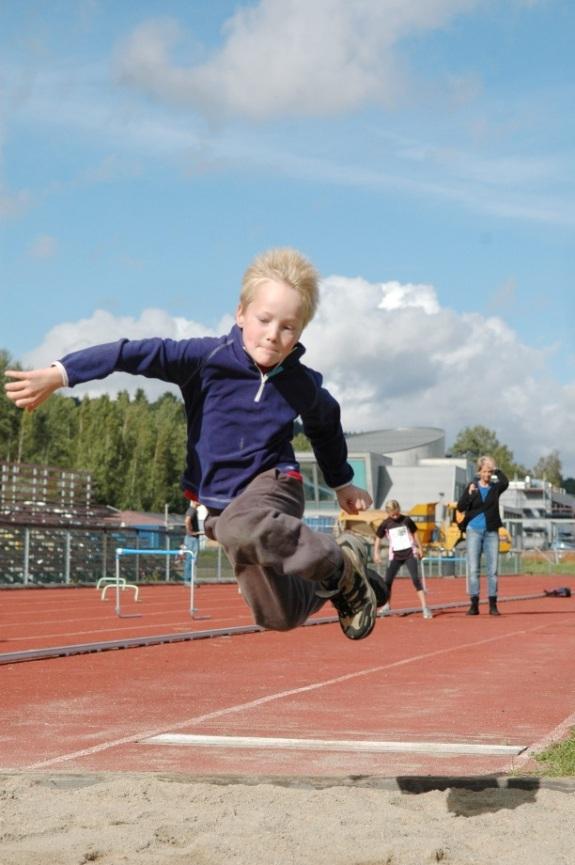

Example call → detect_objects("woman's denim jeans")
466 528 499 597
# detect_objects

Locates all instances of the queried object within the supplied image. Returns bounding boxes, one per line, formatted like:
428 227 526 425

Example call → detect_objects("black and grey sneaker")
318 532 377 640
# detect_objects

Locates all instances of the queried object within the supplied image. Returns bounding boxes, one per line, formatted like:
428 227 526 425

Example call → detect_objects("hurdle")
97 575 139 602
109 547 208 620
96 577 140 601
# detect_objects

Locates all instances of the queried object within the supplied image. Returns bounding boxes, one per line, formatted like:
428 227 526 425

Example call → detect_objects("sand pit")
0 772 573 865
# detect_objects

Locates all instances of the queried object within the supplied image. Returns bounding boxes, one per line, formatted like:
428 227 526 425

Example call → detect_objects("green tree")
0 361 191 510
531 450 562 486
73 395 127 503
293 432 311 451
450 425 526 477
39 395 79 467
120 391 157 510
0 351 23 462
149 393 187 512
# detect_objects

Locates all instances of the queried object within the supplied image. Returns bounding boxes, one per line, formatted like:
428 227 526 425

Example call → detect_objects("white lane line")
142 733 524 757
23 621 555 770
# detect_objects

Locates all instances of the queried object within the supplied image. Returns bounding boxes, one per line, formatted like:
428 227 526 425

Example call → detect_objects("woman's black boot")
466 595 479 616
489 596 501 616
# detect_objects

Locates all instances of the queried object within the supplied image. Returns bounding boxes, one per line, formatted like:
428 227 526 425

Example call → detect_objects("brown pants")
204 470 343 631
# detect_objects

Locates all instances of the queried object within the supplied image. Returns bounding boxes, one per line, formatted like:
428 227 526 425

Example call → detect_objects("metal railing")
2 520 572 587
0 522 235 586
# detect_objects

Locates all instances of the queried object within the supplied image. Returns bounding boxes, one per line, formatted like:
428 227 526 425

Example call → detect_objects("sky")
1 0 574 477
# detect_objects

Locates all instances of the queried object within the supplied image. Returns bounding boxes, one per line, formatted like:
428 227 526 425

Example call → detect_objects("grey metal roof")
345 427 445 454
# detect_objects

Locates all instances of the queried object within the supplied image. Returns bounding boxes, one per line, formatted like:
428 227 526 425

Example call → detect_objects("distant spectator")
456 455 509 616
373 499 432 620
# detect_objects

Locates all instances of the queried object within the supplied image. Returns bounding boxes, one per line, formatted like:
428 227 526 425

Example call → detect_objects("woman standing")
373 499 432 619
457 456 509 616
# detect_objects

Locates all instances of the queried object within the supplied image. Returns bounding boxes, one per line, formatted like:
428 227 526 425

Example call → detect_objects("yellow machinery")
424 502 511 554
337 502 511 554
336 509 388 539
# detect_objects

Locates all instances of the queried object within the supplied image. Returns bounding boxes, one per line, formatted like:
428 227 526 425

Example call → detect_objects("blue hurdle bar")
114 547 208 620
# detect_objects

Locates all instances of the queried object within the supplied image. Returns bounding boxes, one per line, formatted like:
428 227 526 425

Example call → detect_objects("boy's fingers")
5 384 31 399
4 379 44 409
356 496 372 511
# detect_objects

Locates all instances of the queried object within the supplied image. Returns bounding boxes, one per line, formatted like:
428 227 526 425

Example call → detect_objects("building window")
349 458 367 490
300 456 368 510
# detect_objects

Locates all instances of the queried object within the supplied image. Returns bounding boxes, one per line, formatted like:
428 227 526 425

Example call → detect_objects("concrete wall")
384 463 469 513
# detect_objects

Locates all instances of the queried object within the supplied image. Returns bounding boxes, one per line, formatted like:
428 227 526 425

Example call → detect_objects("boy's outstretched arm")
4 366 64 411
336 483 373 515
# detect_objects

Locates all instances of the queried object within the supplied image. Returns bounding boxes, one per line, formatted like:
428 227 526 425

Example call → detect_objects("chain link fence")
2 521 573 588
0 522 235 586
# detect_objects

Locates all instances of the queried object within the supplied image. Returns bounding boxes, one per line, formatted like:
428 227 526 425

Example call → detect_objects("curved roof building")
345 427 445 466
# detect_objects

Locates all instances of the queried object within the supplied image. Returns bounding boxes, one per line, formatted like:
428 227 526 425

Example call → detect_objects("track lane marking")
21 620 557 770
142 733 524 757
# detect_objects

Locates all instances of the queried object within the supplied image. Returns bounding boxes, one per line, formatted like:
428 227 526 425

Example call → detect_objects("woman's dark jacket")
456 469 509 532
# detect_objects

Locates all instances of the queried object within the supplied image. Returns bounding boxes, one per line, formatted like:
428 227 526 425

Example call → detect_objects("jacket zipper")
254 364 283 402
254 370 268 402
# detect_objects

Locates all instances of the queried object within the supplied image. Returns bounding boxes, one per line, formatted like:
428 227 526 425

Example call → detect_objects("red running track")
1 573 574 779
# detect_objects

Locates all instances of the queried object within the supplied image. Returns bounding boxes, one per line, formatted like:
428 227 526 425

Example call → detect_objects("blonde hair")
476 455 496 472
384 499 401 514
240 248 319 329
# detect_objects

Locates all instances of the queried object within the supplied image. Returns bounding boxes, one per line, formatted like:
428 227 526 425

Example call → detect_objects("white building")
297 426 575 546
500 477 575 549
297 427 470 527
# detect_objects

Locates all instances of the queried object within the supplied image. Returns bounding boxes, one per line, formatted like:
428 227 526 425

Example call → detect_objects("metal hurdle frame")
109 547 207 619
420 555 468 587
98 574 140 603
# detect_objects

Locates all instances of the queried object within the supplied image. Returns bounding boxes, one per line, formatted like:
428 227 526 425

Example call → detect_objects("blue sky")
1 0 574 476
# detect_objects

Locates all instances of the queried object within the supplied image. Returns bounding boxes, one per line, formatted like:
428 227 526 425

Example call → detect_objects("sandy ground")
0 772 573 865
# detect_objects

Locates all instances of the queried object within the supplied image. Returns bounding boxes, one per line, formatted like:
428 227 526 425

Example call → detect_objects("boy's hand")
336 484 373 515
4 366 64 410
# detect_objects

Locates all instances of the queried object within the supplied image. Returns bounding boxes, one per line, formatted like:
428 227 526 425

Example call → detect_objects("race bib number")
388 525 412 552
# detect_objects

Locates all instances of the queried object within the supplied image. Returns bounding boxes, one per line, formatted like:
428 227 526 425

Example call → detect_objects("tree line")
448 425 572 492
1 351 186 513
1 350 572 511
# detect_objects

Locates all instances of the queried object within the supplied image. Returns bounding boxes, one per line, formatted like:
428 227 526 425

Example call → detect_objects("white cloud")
379 280 440 314
21 277 575 476
22 308 220 402
115 0 479 120
305 275 574 474
7 14 571 230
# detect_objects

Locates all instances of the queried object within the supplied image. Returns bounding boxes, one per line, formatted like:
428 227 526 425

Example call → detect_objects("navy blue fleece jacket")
58 324 354 510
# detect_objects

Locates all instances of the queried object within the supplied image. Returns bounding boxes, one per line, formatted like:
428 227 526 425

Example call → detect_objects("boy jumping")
5 248 377 639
